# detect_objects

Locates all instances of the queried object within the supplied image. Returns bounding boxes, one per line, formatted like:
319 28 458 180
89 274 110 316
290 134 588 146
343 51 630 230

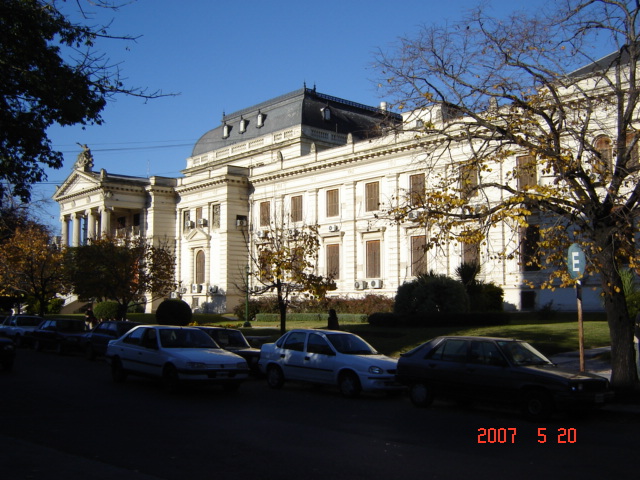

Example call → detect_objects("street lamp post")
244 265 251 327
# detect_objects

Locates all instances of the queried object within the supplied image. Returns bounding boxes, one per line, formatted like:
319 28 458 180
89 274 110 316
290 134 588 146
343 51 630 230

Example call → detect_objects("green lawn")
236 317 611 359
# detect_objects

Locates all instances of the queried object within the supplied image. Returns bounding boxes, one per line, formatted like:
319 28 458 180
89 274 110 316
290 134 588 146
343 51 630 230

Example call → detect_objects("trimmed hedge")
255 313 368 324
156 299 192 326
368 311 511 327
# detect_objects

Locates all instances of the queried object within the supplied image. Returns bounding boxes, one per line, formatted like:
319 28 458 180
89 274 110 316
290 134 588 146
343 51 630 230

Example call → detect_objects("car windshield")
326 333 377 355
57 320 86 332
498 340 553 366
18 317 42 327
212 330 249 348
159 329 217 349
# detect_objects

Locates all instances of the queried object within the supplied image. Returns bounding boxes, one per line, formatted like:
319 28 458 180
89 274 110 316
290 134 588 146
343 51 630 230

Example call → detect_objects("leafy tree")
247 224 336 334
0 224 68 316
376 1 640 389
64 236 175 319
0 0 167 202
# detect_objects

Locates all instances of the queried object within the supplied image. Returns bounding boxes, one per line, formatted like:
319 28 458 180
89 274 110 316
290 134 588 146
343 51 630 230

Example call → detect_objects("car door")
303 333 336 385
423 338 469 394
136 328 163 377
279 331 308 381
116 327 146 372
464 340 513 401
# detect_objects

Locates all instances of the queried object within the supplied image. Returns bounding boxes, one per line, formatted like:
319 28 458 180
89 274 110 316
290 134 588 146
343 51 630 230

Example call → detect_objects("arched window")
195 250 205 285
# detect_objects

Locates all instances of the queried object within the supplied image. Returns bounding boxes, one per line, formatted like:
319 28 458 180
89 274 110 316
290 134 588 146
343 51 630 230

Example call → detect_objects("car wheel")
111 357 127 383
266 364 284 389
162 364 180 393
521 390 553 421
1 360 13 372
409 382 434 407
338 371 362 399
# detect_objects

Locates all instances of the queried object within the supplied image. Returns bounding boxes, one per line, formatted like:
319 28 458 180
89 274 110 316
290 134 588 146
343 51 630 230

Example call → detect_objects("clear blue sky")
37 0 554 231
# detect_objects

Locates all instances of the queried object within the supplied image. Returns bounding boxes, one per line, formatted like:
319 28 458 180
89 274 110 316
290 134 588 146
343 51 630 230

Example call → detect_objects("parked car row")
5 317 615 420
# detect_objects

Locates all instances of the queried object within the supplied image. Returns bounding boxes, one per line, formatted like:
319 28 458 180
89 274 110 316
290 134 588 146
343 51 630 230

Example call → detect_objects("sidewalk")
550 347 640 415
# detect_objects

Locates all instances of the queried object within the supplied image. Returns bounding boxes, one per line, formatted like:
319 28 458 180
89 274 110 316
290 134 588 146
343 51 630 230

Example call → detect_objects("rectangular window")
326 189 339 217
411 235 427 276
366 240 381 278
517 155 537 190
211 204 221 228
365 181 379 212
183 211 191 231
521 225 540 271
326 244 340 280
409 173 425 206
195 207 202 222
463 241 480 265
259 201 270 227
627 132 639 167
460 163 478 199
291 195 303 223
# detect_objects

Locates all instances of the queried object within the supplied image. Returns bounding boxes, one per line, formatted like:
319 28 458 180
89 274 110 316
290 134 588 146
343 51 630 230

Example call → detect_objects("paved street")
1 348 638 480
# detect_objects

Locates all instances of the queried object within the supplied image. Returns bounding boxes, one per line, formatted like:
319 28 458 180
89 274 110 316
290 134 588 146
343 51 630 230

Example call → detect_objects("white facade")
54 87 606 314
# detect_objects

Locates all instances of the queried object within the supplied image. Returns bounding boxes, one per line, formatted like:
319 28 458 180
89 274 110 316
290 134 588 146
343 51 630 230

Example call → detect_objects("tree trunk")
277 285 287 335
597 248 639 390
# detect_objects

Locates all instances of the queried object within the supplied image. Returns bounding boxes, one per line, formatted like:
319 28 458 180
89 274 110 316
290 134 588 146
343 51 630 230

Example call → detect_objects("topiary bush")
394 273 469 316
156 299 192 326
94 301 120 321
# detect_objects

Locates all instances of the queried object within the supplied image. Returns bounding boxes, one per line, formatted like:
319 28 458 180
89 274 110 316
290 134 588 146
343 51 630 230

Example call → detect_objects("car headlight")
570 383 584 392
186 362 207 369
368 366 383 375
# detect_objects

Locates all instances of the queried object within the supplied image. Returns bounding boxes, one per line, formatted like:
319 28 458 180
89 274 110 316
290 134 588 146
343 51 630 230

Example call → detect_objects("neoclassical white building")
54 86 606 314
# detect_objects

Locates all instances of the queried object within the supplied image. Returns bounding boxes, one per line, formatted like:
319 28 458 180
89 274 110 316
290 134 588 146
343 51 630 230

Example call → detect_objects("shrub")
47 297 64 314
94 301 120 321
156 299 192 326
394 273 469 316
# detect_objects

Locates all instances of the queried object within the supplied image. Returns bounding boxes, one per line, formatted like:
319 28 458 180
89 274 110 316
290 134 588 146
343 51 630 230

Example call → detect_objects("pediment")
53 171 101 199
185 228 211 242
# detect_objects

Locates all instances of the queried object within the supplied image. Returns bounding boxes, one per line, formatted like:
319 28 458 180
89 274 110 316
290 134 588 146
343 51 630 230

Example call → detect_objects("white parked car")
258 329 403 398
106 325 250 392
0 315 43 347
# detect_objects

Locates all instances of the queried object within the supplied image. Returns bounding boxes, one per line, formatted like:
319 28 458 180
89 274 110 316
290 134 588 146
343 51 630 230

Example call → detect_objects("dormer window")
239 117 248 134
321 106 331 121
257 110 265 128
222 123 231 139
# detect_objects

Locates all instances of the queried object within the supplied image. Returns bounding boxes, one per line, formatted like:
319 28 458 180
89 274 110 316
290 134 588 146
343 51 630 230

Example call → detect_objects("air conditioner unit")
191 284 202 293
328 225 339 232
407 211 419 220
208 285 218 294
184 220 194 229
236 218 248 227
369 279 383 289
197 218 207 227
170 292 179 299
354 280 367 290
256 230 267 239
287 228 298 236
179 287 187 294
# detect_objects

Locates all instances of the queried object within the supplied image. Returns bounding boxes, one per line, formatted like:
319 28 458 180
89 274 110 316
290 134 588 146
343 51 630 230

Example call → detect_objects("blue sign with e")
568 243 586 279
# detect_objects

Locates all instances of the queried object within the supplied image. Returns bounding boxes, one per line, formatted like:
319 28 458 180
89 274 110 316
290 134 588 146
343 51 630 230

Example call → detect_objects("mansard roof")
191 87 402 157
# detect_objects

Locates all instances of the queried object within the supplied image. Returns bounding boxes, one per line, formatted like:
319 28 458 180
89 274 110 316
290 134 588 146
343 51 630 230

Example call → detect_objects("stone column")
100 207 111 237
86 209 96 241
60 216 69 246
71 212 82 247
